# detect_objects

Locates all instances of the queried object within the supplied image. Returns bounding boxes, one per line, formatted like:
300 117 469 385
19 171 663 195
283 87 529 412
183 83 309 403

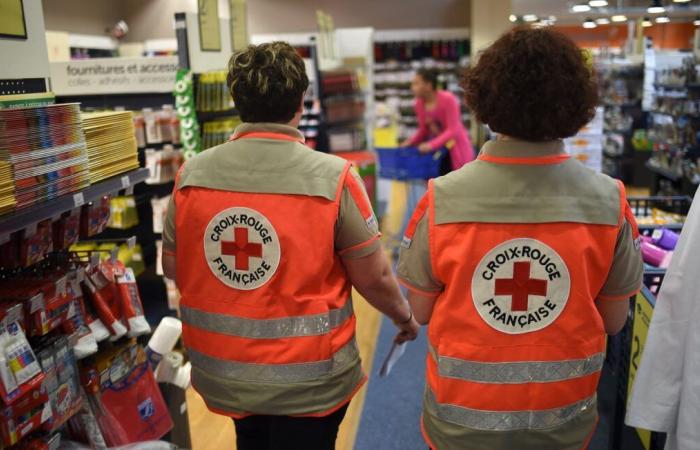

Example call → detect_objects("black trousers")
233 404 349 450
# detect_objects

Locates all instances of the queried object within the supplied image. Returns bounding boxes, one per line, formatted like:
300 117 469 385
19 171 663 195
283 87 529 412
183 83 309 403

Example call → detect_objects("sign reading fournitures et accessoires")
204 207 281 290
472 239 571 334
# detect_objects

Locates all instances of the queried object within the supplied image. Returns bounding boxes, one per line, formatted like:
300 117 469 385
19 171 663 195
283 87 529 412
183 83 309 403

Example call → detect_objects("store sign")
49 56 179 95
627 292 654 450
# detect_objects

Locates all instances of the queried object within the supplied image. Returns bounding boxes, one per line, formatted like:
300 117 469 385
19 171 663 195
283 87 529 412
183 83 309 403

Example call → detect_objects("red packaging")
19 221 53 267
0 386 51 446
80 196 110 238
52 209 80 250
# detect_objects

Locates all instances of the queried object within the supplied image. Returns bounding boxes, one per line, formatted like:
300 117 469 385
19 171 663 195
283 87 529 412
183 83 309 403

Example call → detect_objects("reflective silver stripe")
188 338 360 383
429 345 604 384
181 299 353 339
425 388 595 431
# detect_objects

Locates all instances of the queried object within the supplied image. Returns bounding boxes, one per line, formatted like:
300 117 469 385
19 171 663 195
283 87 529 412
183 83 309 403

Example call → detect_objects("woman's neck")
423 90 438 104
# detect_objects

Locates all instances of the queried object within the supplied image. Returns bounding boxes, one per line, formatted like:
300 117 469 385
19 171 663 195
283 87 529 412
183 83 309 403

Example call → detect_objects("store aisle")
354 317 427 450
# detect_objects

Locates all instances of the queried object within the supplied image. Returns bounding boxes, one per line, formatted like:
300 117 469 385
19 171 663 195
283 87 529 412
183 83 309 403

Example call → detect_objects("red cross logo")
221 227 263 271
494 261 548 312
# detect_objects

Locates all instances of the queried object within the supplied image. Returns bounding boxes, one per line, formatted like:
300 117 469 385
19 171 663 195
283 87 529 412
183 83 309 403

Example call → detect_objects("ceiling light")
673 0 691 3
648 1 666 14
642 16 653 27
573 3 592 12
596 17 611 24
589 0 608 6
656 15 671 23
509 14 517 22
523 14 539 22
583 18 598 28
611 15 628 22
694 16 700 26
549 15 557 21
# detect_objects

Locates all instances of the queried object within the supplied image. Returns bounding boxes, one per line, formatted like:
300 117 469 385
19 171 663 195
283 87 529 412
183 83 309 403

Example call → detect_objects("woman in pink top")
402 68 475 171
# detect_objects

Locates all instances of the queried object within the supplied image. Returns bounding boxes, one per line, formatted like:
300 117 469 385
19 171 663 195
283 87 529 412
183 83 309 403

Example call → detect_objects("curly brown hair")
462 27 598 141
227 41 309 123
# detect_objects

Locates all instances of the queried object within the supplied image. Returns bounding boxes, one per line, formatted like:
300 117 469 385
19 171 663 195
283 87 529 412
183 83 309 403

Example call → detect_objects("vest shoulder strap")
433 159 621 226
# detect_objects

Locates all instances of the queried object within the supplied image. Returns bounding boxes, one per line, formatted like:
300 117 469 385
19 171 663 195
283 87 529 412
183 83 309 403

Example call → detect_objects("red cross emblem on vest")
221 227 263 271
494 261 548 312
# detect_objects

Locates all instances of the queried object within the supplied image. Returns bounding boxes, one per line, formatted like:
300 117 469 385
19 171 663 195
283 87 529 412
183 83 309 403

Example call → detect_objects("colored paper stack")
81 111 140 184
0 103 90 212
0 161 16 215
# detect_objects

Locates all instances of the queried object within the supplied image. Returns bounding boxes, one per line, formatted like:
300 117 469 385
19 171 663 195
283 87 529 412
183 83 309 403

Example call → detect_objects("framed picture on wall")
0 0 27 40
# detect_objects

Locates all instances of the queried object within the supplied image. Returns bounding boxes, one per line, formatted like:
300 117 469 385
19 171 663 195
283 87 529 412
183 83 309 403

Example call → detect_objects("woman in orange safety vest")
162 42 419 450
397 27 644 450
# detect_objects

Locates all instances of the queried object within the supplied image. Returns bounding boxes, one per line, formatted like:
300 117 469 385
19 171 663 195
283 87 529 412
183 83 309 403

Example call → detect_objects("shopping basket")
376 146 447 180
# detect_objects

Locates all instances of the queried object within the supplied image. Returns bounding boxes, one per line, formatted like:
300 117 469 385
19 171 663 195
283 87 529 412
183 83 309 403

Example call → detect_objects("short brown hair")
417 68 439 89
462 27 598 141
227 42 309 123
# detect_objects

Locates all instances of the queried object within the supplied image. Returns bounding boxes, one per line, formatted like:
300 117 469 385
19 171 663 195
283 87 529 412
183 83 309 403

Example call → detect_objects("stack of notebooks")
81 111 140 184
0 161 15 215
0 103 90 212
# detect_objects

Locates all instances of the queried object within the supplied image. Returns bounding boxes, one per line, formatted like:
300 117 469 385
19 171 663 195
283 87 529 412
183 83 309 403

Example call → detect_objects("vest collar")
479 138 569 165
230 122 306 143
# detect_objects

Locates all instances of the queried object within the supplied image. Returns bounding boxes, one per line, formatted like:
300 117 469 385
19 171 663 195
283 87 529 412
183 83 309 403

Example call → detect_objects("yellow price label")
627 292 654 450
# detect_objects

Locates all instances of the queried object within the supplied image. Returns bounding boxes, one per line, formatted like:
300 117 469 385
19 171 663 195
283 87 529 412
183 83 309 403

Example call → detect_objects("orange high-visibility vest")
408 154 640 449
174 132 368 418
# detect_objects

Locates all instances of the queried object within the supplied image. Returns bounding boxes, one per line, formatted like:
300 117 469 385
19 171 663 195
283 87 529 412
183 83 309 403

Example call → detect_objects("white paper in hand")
378 341 407 377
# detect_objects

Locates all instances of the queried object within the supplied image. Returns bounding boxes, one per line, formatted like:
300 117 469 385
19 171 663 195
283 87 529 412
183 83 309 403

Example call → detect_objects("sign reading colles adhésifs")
50 56 179 95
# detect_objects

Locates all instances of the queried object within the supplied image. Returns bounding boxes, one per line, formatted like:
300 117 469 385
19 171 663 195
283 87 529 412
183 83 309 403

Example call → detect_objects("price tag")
6 304 22 325
0 233 10 245
127 236 137 249
110 247 119 263
40 402 53 424
121 175 131 189
29 293 45 313
90 253 100 269
73 192 85 207
55 276 67 297
125 185 135 196
77 267 86 283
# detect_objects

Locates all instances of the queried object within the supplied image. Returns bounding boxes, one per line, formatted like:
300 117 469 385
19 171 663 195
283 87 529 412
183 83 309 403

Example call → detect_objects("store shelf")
196 108 238 122
0 168 150 236
645 160 682 182
649 110 700 120
653 83 687 90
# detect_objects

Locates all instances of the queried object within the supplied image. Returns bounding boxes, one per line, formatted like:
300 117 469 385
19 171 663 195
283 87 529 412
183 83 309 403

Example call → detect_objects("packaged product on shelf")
107 196 139 230
81 111 139 184
52 209 80 251
150 196 170 234
142 108 163 145
114 263 150 338
145 146 183 185
0 320 45 407
80 342 173 446
82 265 127 342
0 104 90 213
19 220 53 267
61 269 97 360
133 114 147 148
79 196 110 239
0 380 51 446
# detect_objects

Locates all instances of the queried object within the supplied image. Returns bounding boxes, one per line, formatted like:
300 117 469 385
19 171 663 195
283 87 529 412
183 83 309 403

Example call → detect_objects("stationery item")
641 242 673 268
651 228 680 250
378 341 407 377
80 111 140 184
146 317 182 369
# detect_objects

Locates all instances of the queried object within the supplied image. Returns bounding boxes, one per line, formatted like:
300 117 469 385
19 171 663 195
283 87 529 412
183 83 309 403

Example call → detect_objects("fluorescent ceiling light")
573 4 592 12
509 14 517 22
648 0 666 14
523 14 538 22
695 16 700 26
589 0 608 7
611 15 628 22
655 15 671 23
642 17 653 27
583 18 598 28
549 15 557 21
596 17 611 24
673 0 691 3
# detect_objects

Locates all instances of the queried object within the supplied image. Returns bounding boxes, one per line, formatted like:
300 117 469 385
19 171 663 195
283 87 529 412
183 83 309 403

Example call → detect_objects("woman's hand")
400 139 412 148
418 142 432 153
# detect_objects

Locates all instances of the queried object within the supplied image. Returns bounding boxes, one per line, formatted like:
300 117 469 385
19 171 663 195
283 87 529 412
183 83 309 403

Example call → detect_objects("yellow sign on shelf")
627 292 655 450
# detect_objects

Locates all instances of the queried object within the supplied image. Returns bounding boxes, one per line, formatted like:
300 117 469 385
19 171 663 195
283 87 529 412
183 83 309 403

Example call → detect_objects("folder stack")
81 111 140 184
0 103 90 213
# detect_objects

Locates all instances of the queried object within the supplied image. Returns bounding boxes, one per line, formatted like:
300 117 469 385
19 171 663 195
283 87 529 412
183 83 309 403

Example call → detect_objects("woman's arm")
426 93 462 150
404 100 430 146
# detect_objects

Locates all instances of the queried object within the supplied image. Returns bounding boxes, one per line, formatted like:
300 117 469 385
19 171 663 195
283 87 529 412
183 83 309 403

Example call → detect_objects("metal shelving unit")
0 168 150 236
